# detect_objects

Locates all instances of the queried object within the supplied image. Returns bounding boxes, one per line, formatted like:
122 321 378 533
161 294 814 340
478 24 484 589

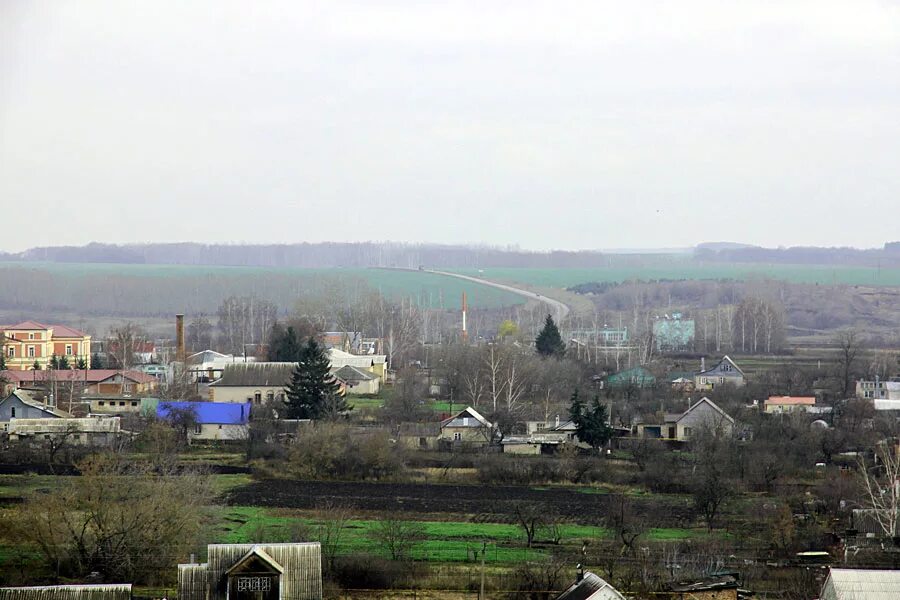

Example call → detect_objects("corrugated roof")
399 422 440 436
0 370 155 385
186 543 322 600
0 584 132 600
766 396 816 405
210 363 295 387
556 572 626 600
0 390 71 418
333 365 376 381
822 568 900 600
158 401 251 425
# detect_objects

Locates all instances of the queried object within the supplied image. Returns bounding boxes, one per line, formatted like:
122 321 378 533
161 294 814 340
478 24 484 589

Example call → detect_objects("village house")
0 389 70 424
0 369 158 396
764 396 817 414
857 378 900 401
0 321 92 371
208 363 295 404
634 397 734 441
694 356 745 391
606 366 656 389
331 365 380 395
502 416 583 455
820 567 900 600
6 416 123 446
396 421 441 450
178 542 323 600
187 350 256 383
439 406 493 447
88 395 154 415
157 400 251 441
555 571 626 600
327 348 387 382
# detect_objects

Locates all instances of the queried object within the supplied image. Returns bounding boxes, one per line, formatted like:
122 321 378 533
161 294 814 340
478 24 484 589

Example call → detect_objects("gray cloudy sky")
1 1 899 252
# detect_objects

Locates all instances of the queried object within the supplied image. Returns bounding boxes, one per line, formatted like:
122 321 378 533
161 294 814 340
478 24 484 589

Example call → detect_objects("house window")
7 347 13 358
65 345 73 356
266 391 274 403
119 401 126 406
194 424 202 434
722 363 732 372
218 425 223 429
254 392 262 404
27 346 35 358
73 434 80 440
98 401 105 407
453 432 462 441
684 427 693 438
131 401 138 407
536 423 546 431
10 407 15 418
28 333 34 340
45 434 51 440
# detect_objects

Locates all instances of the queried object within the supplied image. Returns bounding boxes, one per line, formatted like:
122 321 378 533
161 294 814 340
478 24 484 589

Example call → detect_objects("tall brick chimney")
175 314 185 363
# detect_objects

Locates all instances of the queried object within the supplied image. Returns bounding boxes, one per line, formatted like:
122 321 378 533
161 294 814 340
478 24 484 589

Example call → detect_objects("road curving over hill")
422 268 570 322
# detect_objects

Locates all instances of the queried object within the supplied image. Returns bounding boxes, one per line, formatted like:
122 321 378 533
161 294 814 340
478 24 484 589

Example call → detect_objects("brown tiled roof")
0 369 155 384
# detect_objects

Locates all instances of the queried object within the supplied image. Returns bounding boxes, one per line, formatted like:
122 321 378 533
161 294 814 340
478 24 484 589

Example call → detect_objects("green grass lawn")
216 507 613 563
347 397 385 410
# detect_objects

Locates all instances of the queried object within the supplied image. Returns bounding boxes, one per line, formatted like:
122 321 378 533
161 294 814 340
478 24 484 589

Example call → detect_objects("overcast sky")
1 1 899 253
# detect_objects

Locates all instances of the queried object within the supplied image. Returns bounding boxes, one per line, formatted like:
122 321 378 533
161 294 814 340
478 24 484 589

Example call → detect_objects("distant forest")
696 242 900 267
0 242 608 269
1 241 899 268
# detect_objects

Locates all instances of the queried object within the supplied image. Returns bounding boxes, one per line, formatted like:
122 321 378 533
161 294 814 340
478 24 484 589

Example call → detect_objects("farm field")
224 479 697 526
449 263 900 289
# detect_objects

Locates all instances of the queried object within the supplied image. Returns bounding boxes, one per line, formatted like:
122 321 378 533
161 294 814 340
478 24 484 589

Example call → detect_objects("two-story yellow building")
0 321 92 370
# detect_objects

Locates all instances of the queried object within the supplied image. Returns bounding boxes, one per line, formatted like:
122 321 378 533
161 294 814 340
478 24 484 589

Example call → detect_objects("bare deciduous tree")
858 440 900 537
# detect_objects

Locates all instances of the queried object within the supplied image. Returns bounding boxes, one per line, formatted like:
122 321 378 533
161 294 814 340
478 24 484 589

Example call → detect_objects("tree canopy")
569 390 613 452
284 337 348 419
535 314 565 358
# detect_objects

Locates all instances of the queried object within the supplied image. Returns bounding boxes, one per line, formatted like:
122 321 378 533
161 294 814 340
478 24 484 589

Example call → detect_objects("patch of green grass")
347 397 385 410
211 474 253 496
647 528 721 541
216 507 604 563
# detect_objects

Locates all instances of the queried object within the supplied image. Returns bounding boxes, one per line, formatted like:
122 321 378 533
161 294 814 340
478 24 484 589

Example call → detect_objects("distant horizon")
1 239 897 256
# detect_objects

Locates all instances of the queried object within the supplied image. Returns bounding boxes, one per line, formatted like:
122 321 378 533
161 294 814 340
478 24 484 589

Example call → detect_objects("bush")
330 556 425 589
286 423 405 480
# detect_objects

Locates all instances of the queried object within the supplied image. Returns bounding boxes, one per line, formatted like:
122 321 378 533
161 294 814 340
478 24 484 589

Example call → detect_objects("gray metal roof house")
555 571 626 600
820 568 900 600
0 390 71 423
179 543 322 600
0 585 131 600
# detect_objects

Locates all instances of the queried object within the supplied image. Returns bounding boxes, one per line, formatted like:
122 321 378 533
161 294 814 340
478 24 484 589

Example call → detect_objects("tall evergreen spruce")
284 337 348 419
535 314 566 357
268 325 303 362
569 390 613 454
0 351 6 370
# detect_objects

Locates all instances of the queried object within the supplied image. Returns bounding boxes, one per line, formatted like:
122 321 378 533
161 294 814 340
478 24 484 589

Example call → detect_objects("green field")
451 262 900 288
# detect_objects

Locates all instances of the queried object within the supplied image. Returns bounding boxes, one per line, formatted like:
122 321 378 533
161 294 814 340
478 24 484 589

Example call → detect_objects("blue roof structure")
157 401 251 425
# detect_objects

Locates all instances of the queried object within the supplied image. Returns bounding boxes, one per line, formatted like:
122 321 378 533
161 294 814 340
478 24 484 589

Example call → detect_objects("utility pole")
479 541 486 600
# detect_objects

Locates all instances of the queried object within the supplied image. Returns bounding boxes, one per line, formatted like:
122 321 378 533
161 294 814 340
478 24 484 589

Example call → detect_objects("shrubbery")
286 423 405 480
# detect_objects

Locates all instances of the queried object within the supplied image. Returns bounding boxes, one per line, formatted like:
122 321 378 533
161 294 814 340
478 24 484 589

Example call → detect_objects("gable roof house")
397 422 441 450
0 321 92 371
820 568 900 600
555 571 626 600
209 363 297 404
158 401 252 441
178 542 322 600
1 369 158 396
635 397 734 441
0 390 71 423
694 356 745 390
606 366 656 389
331 365 380 395
764 396 817 413
439 406 493 447
327 349 387 381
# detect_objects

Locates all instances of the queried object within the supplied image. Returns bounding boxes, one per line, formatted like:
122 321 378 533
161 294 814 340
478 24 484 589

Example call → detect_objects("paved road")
423 268 570 321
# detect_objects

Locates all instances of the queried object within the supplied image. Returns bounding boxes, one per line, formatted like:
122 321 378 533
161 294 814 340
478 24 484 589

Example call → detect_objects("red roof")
0 322 88 337
765 396 816 405
0 321 51 331
0 369 156 384
49 324 89 338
